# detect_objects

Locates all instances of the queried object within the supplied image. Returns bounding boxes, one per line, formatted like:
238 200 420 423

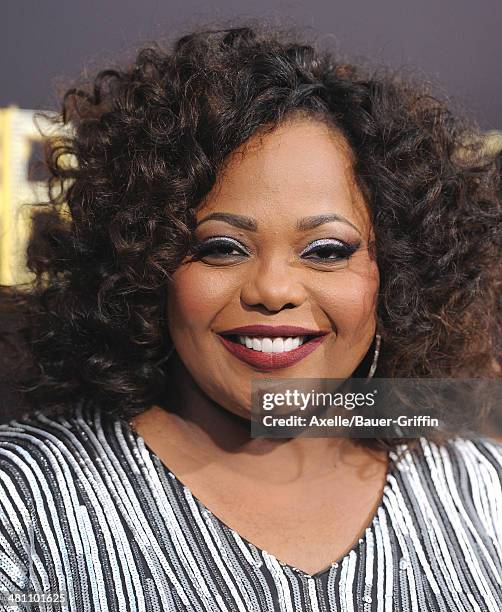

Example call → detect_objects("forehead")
198 118 371 232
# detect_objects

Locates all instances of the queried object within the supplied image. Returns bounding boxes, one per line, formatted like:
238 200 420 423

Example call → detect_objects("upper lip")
218 325 329 337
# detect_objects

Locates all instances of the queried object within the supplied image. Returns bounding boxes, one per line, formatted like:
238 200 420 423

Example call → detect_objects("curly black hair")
3 22 502 442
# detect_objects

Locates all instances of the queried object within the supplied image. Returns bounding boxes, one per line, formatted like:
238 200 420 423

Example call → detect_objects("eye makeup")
189 236 250 260
299 237 360 263
188 234 361 266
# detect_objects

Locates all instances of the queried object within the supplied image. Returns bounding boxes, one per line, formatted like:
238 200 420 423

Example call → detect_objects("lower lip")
217 335 327 370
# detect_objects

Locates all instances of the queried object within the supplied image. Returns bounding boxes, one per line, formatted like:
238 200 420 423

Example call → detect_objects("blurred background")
0 0 501 426
2 0 502 128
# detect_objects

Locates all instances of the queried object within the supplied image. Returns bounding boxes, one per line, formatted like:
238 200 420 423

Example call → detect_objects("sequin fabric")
0 401 501 611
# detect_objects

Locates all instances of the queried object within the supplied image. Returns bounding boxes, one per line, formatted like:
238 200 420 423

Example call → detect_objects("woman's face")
166 118 379 417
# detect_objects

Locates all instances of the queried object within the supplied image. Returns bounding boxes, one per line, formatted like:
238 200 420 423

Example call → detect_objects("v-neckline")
123 416 396 581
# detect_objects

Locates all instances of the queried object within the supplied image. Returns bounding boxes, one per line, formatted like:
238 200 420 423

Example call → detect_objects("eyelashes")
189 235 360 265
190 236 248 260
299 237 359 261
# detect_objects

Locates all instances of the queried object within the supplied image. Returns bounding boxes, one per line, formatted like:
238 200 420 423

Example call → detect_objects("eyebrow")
196 212 361 234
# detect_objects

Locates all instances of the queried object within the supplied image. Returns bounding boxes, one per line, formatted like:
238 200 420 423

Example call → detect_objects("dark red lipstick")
217 325 329 370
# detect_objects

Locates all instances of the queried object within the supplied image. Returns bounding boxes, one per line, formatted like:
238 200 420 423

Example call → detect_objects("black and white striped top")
0 401 501 612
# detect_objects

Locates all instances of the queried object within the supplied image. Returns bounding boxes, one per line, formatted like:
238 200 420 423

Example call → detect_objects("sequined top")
0 401 501 612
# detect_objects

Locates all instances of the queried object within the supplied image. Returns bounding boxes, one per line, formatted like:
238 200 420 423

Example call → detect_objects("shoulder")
392 435 502 482
444 435 502 475
395 435 502 494
435 436 502 522
417 435 502 482
0 401 113 473
390 435 502 542
0 402 135 592
0 400 130 530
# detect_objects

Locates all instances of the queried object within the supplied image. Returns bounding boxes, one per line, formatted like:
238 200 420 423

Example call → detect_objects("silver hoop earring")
366 333 381 381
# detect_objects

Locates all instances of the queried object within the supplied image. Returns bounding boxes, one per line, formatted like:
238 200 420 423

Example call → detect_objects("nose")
240 258 308 313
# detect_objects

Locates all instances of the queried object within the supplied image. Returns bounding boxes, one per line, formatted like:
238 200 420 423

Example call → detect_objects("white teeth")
237 336 306 353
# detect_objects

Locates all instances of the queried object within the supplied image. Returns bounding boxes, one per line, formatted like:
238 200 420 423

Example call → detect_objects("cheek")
167 259 379 342
320 262 379 338
166 264 237 333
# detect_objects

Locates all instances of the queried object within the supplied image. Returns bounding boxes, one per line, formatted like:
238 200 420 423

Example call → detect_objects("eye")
188 236 360 265
300 238 359 264
189 236 249 262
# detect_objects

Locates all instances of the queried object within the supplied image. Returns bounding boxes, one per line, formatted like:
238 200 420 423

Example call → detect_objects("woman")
1 23 501 611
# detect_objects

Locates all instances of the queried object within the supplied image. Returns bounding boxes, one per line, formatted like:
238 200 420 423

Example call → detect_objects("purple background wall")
1 0 501 129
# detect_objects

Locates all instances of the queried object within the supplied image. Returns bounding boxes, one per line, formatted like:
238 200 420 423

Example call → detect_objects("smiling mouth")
217 333 328 370
220 334 321 353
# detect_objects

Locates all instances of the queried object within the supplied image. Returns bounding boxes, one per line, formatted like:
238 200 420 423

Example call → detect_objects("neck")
133 352 387 484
